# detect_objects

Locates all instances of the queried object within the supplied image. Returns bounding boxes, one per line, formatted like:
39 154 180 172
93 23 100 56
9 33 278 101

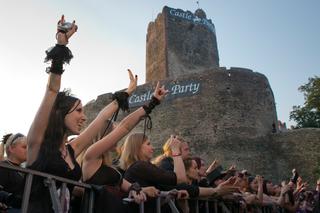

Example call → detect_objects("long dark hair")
36 89 79 170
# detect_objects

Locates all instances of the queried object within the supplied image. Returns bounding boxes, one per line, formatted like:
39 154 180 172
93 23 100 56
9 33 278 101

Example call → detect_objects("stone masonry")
84 6 320 185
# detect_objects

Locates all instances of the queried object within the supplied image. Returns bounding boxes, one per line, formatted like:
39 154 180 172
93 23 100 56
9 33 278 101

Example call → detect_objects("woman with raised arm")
117 134 189 213
81 82 167 213
26 15 136 213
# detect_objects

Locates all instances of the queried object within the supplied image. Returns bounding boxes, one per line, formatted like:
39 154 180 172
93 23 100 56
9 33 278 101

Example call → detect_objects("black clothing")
85 163 128 213
0 160 25 208
85 164 122 186
124 161 177 213
0 160 25 196
158 157 174 171
124 161 177 189
27 144 81 213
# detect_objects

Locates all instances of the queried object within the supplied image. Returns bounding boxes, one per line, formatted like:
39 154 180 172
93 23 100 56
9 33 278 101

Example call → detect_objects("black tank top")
85 163 122 186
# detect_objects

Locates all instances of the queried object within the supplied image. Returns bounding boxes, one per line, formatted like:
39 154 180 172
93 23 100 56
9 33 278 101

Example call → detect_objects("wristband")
112 91 129 112
129 182 141 194
143 96 160 114
172 153 181 157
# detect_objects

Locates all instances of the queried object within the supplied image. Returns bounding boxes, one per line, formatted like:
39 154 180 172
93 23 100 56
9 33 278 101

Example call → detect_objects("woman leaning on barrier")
81 77 167 213
119 134 192 213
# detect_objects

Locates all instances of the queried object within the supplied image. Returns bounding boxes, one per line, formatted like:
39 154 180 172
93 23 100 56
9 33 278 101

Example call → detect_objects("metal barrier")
123 192 289 213
123 190 180 213
0 162 95 213
2 162 319 213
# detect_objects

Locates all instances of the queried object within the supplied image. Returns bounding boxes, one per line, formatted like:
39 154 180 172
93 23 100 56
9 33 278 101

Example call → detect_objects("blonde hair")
153 135 185 166
119 133 146 171
152 137 172 166
3 133 26 157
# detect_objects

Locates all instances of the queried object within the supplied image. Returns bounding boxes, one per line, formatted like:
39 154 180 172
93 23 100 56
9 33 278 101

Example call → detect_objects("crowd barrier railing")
0 162 95 213
123 191 291 213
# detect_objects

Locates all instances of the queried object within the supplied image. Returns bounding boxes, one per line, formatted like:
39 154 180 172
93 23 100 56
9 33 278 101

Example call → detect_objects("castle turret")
146 6 219 83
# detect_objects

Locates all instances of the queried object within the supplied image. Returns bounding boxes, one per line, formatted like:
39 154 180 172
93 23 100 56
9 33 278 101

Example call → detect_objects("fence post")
156 196 161 213
21 173 33 213
45 178 62 213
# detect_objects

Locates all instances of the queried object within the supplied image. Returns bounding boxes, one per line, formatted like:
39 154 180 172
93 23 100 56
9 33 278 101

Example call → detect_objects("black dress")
85 163 128 213
27 144 81 213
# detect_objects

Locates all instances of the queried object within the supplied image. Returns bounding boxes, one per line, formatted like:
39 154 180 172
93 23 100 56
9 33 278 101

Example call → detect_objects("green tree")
290 76 320 128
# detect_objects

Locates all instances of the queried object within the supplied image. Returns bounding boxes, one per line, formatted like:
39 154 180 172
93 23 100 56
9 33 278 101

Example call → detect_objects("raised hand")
153 81 169 101
168 135 182 154
125 69 138 96
57 15 65 27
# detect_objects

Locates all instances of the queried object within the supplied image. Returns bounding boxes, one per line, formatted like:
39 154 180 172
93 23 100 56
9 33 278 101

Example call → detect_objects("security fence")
0 162 95 213
1 163 319 213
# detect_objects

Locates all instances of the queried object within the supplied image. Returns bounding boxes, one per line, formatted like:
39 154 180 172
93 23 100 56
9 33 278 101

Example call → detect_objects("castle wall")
84 5 320 186
146 6 219 83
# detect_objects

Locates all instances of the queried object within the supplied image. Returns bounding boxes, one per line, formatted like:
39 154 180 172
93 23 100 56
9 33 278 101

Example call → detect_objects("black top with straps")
85 163 122 186
85 163 128 213
27 144 81 213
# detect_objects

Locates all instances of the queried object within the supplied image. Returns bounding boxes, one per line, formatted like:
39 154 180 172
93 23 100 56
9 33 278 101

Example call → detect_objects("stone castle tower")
146 6 219 82
84 6 320 185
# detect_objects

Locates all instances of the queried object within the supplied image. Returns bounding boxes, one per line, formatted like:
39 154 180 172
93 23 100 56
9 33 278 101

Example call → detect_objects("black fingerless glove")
46 59 64 75
129 182 142 194
112 91 130 112
143 96 160 114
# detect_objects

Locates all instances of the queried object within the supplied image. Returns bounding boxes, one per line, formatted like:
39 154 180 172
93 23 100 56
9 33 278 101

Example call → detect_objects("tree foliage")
290 76 320 128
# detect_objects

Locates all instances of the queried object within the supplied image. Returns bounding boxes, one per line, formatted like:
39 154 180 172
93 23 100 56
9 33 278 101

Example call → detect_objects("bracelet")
143 96 160 114
112 91 129 112
46 59 64 75
172 153 181 157
44 44 73 75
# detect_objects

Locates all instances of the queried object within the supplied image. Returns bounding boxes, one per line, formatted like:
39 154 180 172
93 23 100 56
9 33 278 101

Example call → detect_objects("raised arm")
27 73 61 165
83 82 167 164
27 15 76 165
169 136 188 184
70 69 137 157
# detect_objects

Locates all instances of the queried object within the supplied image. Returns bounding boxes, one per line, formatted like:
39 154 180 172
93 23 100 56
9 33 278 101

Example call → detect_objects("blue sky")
0 0 319 137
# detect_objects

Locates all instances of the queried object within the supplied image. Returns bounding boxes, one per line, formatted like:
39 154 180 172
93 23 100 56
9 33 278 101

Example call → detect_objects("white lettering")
171 85 180 95
192 83 200 94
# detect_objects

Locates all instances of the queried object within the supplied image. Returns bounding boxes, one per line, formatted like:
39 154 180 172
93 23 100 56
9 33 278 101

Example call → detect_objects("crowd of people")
0 15 319 213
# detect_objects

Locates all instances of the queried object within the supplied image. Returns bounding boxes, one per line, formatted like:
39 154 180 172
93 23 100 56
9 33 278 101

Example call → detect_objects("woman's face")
64 101 87 135
139 139 154 161
10 137 27 163
187 160 200 181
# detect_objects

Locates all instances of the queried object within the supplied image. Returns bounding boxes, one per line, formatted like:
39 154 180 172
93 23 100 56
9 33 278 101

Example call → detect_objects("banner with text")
129 80 201 108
